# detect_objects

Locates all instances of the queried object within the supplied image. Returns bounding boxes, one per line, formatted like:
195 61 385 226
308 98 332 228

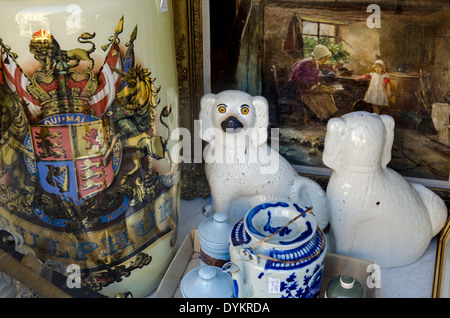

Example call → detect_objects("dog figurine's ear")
251 96 269 146
323 117 346 171
380 114 395 168
199 93 216 142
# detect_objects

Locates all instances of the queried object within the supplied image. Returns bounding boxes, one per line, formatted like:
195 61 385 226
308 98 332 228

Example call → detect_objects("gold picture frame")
433 217 450 298
173 0 212 199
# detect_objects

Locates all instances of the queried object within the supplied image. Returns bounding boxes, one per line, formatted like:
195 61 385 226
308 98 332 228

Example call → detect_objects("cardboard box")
154 230 380 298
154 230 202 298
321 249 380 298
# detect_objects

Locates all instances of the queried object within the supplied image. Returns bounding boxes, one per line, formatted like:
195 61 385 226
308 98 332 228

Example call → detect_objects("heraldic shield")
0 1 180 298
26 115 121 202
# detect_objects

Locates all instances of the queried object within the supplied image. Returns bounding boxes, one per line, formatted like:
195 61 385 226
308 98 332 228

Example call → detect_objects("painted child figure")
358 60 391 114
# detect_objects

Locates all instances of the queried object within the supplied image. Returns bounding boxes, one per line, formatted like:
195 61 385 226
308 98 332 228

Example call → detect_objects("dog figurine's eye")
218 105 227 114
240 105 249 115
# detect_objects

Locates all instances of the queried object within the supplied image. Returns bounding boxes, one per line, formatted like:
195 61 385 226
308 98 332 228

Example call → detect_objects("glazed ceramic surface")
199 90 329 229
180 265 234 298
323 111 447 268
0 0 179 297
225 201 327 298
198 211 233 267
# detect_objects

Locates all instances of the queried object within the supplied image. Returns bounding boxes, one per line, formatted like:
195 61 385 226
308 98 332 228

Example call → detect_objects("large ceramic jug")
224 201 326 298
0 0 179 297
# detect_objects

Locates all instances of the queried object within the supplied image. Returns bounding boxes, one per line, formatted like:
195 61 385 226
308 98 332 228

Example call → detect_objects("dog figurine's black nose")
221 115 244 133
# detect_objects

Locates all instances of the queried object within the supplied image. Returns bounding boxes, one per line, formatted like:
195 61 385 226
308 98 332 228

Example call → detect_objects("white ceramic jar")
0 0 179 297
180 265 234 298
224 201 327 298
198 211 233 267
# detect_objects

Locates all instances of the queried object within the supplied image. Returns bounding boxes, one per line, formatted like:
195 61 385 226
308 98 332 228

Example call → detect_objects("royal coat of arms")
0 15 179 296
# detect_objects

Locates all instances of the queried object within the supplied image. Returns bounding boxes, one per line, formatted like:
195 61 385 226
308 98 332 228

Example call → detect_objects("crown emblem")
0 16 124 122
26 29 99 118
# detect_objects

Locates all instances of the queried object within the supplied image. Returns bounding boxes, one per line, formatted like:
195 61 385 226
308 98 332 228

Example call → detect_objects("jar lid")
340 275 355 289
180 265 234 298
325 275 365 298
213 211 228 223
244 202 316 249
198 211 233 246
198 265 216 280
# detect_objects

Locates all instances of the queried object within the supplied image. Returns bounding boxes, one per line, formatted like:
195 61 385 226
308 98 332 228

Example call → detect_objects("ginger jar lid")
198 211 233 246
244 201 317 249
180 265 234 298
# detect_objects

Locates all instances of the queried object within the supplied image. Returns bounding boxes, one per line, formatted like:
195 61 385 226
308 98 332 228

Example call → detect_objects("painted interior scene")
210 0 450 182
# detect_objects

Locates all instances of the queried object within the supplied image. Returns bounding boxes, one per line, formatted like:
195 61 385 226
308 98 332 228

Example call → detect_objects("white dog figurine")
199 90 328 229
323 111 448 268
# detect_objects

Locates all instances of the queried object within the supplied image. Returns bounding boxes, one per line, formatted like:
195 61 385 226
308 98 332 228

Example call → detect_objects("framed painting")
207 0 450 204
